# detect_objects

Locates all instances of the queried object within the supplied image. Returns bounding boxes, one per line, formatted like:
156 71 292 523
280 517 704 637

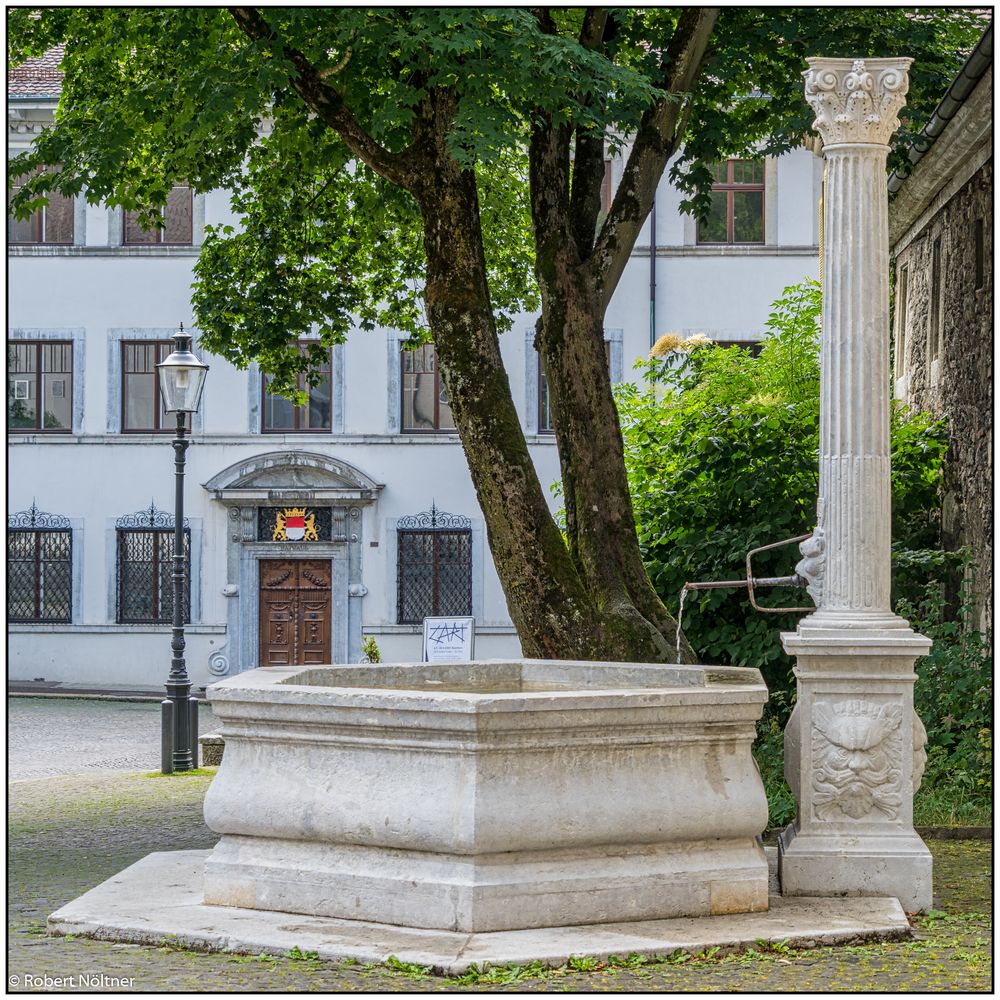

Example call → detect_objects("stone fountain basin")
203 659 770 933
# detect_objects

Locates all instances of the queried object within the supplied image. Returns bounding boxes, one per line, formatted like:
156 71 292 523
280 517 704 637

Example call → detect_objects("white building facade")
8 68 821 690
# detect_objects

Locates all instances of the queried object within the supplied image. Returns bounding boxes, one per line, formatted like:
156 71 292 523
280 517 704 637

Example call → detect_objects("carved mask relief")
812 699 903 821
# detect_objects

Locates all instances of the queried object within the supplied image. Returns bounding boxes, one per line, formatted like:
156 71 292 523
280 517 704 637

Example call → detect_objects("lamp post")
156 324 209 773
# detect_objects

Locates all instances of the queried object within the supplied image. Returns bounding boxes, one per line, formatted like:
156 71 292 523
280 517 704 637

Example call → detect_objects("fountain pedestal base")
779 628 933 913
205 835 768 932
203 660 771 933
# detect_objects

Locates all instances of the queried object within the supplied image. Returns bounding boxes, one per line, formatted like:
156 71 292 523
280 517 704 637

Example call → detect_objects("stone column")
779 57 933 913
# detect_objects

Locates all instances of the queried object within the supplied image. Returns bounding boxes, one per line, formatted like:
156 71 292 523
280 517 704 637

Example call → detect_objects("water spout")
675 585 689 664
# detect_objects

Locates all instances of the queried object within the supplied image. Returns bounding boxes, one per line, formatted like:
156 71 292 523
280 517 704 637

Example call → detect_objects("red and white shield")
284 513 306 541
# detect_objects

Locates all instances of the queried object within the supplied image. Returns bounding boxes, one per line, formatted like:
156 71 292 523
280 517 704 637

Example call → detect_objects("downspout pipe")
888 22 992 194
649 195 657 348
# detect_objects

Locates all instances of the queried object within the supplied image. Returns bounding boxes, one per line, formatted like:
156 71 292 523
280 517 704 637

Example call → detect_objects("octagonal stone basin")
203 660 770 933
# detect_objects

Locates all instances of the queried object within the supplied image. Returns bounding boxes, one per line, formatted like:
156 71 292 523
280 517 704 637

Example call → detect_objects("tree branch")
578 8 607 50
586 8 719 307
229 7 416 189
568 130 605 255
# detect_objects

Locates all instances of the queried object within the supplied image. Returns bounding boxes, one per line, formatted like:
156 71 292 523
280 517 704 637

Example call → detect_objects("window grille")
7 503 73 623
397 506 472 623
115 503 190 623
7 341 73 433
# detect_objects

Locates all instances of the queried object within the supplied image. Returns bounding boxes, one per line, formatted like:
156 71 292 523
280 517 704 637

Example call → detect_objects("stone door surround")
203 451 383 674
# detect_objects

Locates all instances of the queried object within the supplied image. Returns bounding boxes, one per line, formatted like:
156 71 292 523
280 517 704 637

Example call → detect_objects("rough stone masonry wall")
894 160 992 630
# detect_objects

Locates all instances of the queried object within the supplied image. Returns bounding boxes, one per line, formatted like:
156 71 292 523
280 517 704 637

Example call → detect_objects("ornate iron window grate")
397 506 472 624
8 501 72 531
115 501 189 530
397 504 471 531
116 528 190 624
8 527 72 623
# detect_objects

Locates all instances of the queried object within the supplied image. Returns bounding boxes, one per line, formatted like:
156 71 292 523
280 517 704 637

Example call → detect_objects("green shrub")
617 278 949 700
621 279 989 827
899 563 992 825
360 635 382 663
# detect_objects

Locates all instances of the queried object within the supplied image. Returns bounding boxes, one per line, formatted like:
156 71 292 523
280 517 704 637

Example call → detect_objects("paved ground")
8 697 219 781
7 697 993 992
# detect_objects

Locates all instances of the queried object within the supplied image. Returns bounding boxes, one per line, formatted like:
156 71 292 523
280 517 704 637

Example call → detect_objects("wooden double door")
259 559 332 666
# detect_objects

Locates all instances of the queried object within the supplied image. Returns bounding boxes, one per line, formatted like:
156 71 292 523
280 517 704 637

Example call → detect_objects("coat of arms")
272 507 319 542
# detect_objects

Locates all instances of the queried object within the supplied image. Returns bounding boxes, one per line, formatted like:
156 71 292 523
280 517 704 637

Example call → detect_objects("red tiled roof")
8 44 64 98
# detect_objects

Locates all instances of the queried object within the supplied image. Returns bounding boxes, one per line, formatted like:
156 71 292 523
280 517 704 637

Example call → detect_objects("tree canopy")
9 7 982 390
8 6 985 662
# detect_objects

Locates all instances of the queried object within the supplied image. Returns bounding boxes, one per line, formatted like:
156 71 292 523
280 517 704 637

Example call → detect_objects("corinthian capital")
804 57 912 147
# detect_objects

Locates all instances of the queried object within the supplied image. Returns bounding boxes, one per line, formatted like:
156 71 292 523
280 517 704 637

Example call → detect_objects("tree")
9 7 983 662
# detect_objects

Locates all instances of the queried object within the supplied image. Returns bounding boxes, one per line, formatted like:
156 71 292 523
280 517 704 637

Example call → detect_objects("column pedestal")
778 627 932 913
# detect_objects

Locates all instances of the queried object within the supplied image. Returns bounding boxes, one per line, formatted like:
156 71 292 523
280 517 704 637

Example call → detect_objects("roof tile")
9 44 65 98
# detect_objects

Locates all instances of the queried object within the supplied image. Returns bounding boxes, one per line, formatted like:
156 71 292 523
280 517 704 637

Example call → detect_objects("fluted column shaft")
794 57 913 630
818 142 892 614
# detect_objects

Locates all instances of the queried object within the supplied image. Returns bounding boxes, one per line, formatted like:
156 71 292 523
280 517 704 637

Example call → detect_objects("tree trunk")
412 96 693 663
545 279 693 661
530 168 694 663
407 113 592 659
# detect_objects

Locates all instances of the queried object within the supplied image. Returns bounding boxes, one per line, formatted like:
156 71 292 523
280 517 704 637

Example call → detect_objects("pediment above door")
203 451 383 504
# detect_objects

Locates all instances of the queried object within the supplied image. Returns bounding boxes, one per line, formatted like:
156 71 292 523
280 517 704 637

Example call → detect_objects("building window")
121 341 191 433
539 365 554 434
262 343 333 432
697 160 764 244
401 344 456 432
397 507 472 623
116 528 190 624
123 185 193 245
7 341 73 433
7 167 74 245
929 237 942 363
894 265 909 375
974 218 985 292
8 514 73 623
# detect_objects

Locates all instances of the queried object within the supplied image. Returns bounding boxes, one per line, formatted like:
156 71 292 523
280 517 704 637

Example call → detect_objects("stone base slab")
778 826 933 913
48 850 912 974
204 834 768 932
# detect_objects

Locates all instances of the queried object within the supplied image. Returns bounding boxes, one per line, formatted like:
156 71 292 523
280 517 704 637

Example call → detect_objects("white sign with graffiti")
422 616 475 662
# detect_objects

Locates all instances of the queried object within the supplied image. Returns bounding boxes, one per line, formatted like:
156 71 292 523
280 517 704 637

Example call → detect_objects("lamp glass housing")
157 333 209 414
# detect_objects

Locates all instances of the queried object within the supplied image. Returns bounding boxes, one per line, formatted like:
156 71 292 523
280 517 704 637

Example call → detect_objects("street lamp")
156 323 209 773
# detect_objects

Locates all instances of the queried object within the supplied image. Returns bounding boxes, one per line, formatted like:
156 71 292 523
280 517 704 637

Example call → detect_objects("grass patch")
143 767 218 779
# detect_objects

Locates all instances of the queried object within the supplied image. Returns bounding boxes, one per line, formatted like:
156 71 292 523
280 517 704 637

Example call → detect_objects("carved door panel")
298 560 331 665
259 559 332 666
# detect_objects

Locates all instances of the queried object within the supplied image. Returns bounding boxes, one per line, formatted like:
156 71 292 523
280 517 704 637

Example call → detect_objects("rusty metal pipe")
682 531 817 615
683 574 804 591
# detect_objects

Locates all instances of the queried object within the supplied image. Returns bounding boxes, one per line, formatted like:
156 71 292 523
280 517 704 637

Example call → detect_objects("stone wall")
892 160 993 630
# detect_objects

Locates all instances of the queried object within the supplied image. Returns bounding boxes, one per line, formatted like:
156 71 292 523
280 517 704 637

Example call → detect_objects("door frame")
258 556 335 667
239 543 350 670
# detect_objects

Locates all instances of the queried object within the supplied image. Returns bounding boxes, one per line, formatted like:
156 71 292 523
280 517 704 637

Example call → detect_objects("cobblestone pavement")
7 768 992 993
8 697 219 781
